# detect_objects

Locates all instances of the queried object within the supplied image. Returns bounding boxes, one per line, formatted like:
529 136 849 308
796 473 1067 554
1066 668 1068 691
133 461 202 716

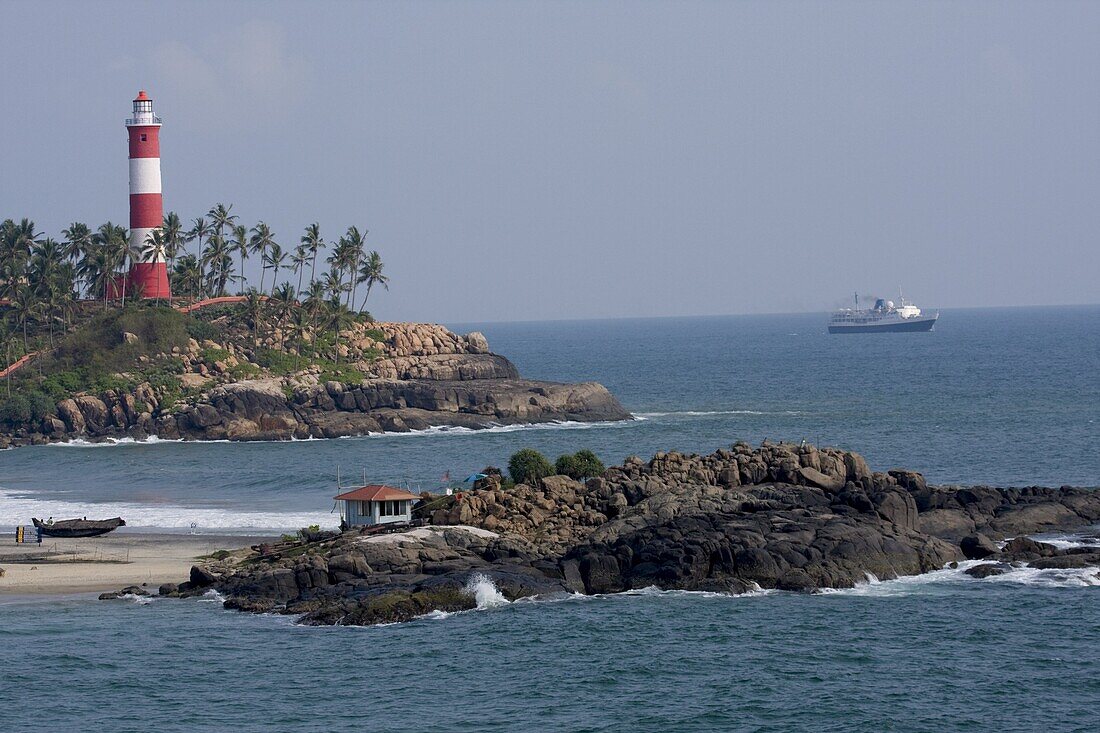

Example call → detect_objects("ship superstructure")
828 293 937 333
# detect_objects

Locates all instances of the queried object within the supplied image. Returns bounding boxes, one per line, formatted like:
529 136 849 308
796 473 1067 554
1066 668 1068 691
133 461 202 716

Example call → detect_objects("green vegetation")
508 448 555 486
1 207 391 370
554 449 606 480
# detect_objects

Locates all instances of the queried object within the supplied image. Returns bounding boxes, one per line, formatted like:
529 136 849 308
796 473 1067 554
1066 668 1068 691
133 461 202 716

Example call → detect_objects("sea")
1 305 1098 731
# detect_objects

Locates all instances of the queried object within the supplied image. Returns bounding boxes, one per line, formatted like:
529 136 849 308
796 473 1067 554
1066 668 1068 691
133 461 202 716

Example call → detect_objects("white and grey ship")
828 293 938 333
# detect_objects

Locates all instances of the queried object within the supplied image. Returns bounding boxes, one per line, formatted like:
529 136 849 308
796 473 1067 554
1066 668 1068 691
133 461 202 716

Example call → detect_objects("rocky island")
129 441 1100 625
0 305 629 447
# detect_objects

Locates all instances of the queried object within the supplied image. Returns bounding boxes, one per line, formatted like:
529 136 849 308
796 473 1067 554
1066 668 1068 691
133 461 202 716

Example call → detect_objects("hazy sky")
2 1 1097 321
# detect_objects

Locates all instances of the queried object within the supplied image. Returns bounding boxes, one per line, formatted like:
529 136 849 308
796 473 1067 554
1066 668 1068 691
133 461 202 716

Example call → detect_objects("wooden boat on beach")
31 517 126 538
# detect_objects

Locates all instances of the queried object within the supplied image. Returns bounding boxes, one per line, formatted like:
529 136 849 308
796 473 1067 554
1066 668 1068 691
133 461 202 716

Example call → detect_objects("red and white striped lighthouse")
125 90 171 300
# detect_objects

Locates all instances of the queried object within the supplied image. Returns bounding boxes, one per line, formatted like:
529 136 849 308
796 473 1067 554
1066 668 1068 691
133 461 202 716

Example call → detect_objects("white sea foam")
368 419 639 438
198 589 226 604
633 409 804 419
820 560 1100 596
464 573 510 609
120 593 156 605
1027 531 1100 551
0 488 336 532
46 435 182 448
38 419 640 449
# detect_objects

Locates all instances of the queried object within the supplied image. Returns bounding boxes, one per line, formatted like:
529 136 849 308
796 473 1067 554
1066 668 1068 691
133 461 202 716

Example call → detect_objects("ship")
828 293 938 333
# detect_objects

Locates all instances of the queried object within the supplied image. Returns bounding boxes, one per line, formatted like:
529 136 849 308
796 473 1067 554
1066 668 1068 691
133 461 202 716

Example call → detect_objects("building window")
140 134 147 142
377 500 405 517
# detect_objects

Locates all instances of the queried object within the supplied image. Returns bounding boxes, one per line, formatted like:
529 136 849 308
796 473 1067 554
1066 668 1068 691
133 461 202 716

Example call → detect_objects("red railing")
0 351 37 379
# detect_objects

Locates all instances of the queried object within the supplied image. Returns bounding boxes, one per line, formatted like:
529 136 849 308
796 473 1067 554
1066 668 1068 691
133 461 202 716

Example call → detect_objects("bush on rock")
509 448 554 485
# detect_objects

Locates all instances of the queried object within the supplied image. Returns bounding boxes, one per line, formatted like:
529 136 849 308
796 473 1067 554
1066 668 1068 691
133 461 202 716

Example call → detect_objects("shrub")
185 319 219 342
201 348 230 363
554 449 607 480
508 448 554 486
254 348 297 374
555 454 581 478
0 394 31 427
27 391 55 424
573 449 605 478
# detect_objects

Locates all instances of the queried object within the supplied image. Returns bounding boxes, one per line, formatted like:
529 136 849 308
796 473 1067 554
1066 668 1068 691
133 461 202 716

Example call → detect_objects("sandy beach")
0 532 275 595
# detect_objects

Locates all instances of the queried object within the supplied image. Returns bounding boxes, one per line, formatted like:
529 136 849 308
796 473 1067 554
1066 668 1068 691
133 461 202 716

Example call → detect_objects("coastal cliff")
141 441 1100 625
1 318 629 446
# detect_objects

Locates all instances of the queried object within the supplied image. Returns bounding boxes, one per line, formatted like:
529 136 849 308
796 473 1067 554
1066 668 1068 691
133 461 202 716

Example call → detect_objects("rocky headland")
3 320 629 447
128 441 1100 624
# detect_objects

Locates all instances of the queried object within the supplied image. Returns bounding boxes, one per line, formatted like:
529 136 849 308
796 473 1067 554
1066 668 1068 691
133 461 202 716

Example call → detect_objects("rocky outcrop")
8 323 630 446
159 375 627 441
128 441 1100 626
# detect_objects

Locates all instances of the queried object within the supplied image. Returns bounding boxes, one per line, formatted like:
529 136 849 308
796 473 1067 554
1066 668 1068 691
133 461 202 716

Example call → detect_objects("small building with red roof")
334 484 421 528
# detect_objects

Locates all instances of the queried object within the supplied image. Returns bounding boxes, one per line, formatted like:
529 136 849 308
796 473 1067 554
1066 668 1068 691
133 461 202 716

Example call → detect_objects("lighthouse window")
140 134 147 142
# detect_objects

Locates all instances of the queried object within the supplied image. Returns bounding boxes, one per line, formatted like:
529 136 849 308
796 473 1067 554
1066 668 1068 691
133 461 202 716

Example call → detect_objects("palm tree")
286 307 311 370
61 223 92 297
61 222 92 271
326 234 356 302
77 236 118 310
171 254 204 305
0 219 39 299
342 226 368 309
242 288 266 345
269 282 297 329
141 231 170 305
162 212 185 270
301 223 324 284
321 269 345 301
303 279 327 331
89 222 129 309
356 250 389 313
323 298 356 364
202 234 233 296
249 222 276 294
263 243 287 291
291 244 310 295
188 216 212 259
231 224 249 293
8 284 38 352
208 203 237 241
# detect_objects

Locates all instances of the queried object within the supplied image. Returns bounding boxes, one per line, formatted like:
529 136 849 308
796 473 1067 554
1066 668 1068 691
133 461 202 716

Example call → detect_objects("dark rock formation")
112 441 1100 625
8 325 630 447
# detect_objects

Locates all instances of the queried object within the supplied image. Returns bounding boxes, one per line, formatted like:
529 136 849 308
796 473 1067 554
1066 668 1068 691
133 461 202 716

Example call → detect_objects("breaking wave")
464 573 510 609
633 410 804 419
0 488 335 533
820 561 1100 596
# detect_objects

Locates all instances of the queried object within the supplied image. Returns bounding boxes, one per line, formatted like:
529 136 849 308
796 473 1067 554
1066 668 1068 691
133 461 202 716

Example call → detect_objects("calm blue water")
1 306 1096 531
1 306 1099 730
2 566 1098 732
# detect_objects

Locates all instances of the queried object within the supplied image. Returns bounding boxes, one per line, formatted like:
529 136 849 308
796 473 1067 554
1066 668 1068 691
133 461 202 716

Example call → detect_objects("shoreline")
0 531 274 596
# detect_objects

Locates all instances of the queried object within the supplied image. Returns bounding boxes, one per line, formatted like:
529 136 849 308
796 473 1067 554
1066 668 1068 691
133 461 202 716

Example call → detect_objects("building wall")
342 499 412 526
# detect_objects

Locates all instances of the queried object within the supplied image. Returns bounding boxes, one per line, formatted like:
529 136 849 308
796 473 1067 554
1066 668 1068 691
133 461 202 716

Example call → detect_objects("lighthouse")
125 90 171 300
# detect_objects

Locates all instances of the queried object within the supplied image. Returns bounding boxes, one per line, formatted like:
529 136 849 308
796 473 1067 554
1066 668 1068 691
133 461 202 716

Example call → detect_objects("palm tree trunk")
358 283 373 314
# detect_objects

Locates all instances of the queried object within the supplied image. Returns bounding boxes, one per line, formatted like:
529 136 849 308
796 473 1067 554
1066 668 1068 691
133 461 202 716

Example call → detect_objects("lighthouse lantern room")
124 90 171 300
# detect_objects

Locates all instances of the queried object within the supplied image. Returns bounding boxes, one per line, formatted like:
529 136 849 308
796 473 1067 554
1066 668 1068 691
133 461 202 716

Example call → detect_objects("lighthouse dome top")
127 90 161 126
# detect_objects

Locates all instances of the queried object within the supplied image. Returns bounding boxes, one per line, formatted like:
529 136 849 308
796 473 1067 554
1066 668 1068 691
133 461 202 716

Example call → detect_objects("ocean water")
1 306 1099 730
2 562 1099 732
1 306 1096 532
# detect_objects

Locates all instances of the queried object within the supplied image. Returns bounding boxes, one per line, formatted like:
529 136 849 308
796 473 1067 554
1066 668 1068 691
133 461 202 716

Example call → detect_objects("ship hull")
828 316 937 334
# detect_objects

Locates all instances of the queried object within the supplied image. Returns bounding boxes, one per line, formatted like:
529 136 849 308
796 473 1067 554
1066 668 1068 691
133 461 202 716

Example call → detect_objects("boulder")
964 563 1009 579
798 466 843 491
960 534 999 560
56 399 86 434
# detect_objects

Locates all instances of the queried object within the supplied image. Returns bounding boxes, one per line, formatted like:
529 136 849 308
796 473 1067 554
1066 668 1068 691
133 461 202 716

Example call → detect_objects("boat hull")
828 316 937 334
32 517 126 538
